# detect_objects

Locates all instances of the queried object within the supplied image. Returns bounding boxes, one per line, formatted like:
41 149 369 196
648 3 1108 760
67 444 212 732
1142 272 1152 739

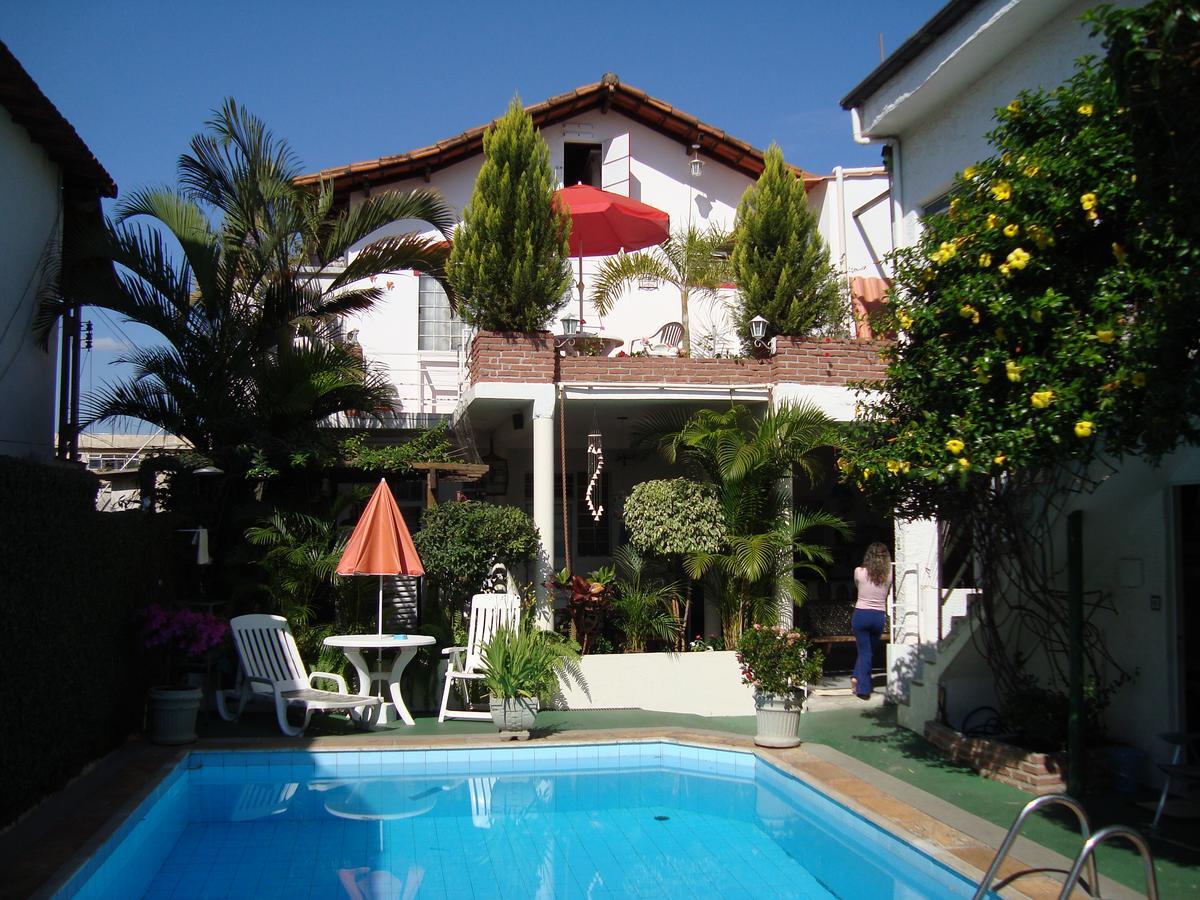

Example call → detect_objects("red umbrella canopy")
554 185 670 257
337 479 424 577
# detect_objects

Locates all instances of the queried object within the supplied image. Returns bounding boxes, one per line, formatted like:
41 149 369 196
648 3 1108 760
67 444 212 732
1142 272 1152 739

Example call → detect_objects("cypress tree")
731 144 845 340
449 97 572 331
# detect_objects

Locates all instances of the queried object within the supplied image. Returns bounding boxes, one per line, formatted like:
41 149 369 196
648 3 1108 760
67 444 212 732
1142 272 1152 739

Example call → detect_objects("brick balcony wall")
466 331 890 387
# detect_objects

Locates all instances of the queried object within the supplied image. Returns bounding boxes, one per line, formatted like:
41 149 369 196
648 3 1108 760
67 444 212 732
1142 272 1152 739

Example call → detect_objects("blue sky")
5 0 944 428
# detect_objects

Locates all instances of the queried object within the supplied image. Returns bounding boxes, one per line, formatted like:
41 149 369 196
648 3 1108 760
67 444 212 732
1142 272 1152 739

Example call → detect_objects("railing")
889 564 921 645
971 794 1099 900
1059 825 1158 900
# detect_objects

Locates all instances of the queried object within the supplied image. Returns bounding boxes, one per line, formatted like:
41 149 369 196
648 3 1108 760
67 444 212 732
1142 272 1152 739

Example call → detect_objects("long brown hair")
863 542 892 586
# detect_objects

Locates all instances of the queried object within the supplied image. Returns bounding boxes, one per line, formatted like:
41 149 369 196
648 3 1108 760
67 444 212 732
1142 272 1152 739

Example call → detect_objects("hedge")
0 457 178 827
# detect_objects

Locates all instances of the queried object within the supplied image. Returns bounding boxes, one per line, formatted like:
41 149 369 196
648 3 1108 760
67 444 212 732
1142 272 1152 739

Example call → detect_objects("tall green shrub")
449 97 572 330
731 144 845 340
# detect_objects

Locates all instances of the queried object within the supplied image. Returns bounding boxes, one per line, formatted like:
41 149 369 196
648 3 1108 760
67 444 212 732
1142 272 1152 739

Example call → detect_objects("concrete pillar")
532 395 556 631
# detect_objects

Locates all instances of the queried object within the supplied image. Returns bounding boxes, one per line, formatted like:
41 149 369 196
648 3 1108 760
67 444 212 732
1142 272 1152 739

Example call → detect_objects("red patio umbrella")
337 478 424 635
553 185 670 328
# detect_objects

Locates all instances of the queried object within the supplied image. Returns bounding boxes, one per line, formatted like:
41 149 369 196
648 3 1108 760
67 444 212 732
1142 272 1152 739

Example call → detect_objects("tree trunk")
680 287 691 356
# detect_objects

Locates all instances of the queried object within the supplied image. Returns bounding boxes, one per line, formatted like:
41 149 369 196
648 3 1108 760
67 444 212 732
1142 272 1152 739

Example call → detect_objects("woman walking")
851 543 892 700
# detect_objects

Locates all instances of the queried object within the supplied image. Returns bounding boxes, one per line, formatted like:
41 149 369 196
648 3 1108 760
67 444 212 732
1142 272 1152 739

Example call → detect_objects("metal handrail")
971 794 1098 900
890 564 920 645
1058 825 1158 900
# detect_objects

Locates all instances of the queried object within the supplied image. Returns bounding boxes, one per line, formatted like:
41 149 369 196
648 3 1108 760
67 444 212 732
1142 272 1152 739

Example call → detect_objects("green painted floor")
201 704 1197 896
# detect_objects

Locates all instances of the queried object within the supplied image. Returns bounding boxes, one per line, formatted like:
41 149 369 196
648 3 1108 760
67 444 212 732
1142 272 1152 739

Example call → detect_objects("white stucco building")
300 75 897 637
0 41 116 462
841 0 1187 775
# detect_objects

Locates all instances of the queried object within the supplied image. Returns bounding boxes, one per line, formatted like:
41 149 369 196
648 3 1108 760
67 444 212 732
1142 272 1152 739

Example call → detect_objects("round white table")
323 634 436 726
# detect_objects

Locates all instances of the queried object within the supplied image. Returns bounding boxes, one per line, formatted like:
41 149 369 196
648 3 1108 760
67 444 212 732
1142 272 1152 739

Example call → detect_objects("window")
563 142 602 188
418 276 464 352
922 189 954 218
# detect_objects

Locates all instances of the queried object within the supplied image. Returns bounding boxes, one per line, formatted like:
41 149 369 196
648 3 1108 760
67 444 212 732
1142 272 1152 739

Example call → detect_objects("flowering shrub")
736 624 823 695
843 12 1200 516
141 603 228 685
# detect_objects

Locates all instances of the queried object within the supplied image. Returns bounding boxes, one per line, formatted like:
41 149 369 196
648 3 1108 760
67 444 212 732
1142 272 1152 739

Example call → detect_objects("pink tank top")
854 566 891 612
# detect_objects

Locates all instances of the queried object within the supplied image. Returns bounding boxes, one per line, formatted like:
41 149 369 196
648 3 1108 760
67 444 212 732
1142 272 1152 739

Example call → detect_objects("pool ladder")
971 793 1159 899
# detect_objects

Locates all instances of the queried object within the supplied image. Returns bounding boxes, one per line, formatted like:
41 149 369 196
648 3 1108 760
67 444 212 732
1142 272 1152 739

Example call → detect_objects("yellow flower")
959 304 980 324
862 468 872 480
1023 164 1040 177
1086 208 1100 222
949 197 961 216
1074 420 1094 438
999 263 1012 277
958 457 971 469
1112 243 1127 263
979 252 992 267
837 457 853 473
1003 223 1020 238
1031 390 1055 409
1006 247 1031 270
963 165 979 180
1031 309 1043 323
1006 360 1024 382
991 181 1013 202
986 213 1000 230
1007 100 1021 114
898 311 913 330
1095 329 1116 344
1078 103 1094 116
886 459 908 475
945 439 965 456
1131 372 1146 388
1028 225 1052 249
1080 193 1099 211
994 453 1007 466
1131 173 1138 184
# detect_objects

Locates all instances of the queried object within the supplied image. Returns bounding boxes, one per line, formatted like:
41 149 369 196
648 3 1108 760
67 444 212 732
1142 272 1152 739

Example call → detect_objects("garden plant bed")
924 720 1066 795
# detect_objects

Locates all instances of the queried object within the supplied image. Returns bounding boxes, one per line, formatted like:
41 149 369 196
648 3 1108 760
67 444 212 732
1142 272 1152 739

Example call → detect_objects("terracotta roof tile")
295 74 818 196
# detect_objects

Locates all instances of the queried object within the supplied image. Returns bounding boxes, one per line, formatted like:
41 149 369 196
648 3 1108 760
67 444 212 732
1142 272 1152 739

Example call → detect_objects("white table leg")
387 647 420 726
342 648 373 697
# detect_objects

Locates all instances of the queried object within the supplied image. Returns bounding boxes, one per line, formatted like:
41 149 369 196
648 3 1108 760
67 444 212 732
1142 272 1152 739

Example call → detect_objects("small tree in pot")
737 623 823 748
480 624 580 736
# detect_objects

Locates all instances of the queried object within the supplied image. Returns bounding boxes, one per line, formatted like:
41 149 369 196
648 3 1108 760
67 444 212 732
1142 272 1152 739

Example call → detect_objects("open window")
564 142 602 188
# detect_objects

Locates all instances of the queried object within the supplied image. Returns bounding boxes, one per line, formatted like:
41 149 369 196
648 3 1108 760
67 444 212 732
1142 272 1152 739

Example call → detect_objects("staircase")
894 589 980 733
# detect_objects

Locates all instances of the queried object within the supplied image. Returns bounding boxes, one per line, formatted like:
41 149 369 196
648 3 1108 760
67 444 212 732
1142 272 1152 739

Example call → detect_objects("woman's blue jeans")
851 609 886 697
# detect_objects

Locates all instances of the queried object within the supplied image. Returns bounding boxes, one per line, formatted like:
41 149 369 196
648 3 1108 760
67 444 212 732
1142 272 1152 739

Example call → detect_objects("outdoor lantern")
689 143 704 178
481 438 509 497
749 315 769 342
638 273 657 291
561 313 581 336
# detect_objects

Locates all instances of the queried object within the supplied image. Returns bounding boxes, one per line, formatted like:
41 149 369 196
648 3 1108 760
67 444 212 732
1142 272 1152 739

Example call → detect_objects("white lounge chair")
438 593 520 722
218 614 381 736
631 321 683 357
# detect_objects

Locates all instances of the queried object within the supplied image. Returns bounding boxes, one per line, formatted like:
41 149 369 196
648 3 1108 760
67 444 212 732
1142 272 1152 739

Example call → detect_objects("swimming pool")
53 742 990 898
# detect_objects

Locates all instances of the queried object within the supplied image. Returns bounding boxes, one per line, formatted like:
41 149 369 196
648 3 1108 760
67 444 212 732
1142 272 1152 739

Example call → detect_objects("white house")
0 41 116 462
300 75 898 640
840 0 1188 773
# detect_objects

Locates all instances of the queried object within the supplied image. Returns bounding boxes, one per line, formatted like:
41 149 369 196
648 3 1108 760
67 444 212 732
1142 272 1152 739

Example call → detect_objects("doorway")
1176 484 1200 729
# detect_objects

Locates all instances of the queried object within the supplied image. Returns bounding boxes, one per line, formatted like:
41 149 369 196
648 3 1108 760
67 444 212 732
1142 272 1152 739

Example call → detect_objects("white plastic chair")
437 593 520 722
217 614 381 736
631 321 683 356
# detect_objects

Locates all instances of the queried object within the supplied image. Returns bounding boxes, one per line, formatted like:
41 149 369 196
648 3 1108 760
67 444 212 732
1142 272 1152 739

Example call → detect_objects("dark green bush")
0 457 178 827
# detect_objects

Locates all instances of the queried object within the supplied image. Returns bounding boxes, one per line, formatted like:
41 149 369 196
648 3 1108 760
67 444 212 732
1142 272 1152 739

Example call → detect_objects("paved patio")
3 702 1191 899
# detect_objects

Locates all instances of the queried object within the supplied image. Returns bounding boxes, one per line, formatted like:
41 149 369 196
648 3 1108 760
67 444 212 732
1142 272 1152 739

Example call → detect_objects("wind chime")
585 412 605 523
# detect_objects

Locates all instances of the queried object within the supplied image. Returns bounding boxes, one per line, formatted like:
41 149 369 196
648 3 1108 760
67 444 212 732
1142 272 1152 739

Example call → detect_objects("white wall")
0 109 62 460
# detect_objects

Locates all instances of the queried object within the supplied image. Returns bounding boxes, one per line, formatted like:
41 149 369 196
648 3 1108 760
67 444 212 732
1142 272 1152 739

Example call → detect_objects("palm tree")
611 545 682 652
67 100 456 473
588 225 730 356
644 402 850 648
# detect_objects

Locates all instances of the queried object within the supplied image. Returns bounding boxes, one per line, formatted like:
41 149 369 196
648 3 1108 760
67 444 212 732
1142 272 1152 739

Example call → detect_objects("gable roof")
0 40 116 198
840 0 983 110
296 73 819 197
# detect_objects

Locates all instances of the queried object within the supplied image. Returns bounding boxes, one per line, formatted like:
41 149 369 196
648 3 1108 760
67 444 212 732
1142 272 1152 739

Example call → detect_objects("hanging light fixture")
585 414 605 523
689 143 704 178
637 273 657 291
481 435 509 497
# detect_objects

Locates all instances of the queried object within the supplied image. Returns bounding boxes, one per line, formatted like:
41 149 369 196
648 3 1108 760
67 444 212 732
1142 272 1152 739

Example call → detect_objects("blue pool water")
56 742 988 899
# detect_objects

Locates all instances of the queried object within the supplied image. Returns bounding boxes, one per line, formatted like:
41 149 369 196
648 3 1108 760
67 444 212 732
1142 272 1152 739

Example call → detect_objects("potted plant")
480 623 580 735
737 623 824 748
141 603 228 745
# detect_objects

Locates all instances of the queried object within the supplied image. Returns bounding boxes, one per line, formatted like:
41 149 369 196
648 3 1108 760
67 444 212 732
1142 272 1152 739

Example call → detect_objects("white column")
532 394 556 631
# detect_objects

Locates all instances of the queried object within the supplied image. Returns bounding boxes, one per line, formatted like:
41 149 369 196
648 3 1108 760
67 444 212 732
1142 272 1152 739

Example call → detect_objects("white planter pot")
489 696 539 732
753 690 804 748
148 686 203 745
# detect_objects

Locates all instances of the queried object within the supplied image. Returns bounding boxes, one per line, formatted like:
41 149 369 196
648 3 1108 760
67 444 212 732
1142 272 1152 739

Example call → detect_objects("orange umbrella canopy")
337 479 424 577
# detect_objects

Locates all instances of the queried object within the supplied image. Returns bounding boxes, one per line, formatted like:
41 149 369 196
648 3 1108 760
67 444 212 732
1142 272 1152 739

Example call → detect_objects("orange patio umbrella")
337 478 425 635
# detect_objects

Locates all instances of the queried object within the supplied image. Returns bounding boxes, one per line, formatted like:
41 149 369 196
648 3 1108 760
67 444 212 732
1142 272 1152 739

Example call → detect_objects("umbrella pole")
577 251 585 328
377 573 384 637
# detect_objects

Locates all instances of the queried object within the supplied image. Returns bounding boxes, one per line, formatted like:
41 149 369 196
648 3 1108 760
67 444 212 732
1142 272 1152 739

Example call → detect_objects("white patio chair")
631 321 683 357
217 614 381 736
438 593 520 722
